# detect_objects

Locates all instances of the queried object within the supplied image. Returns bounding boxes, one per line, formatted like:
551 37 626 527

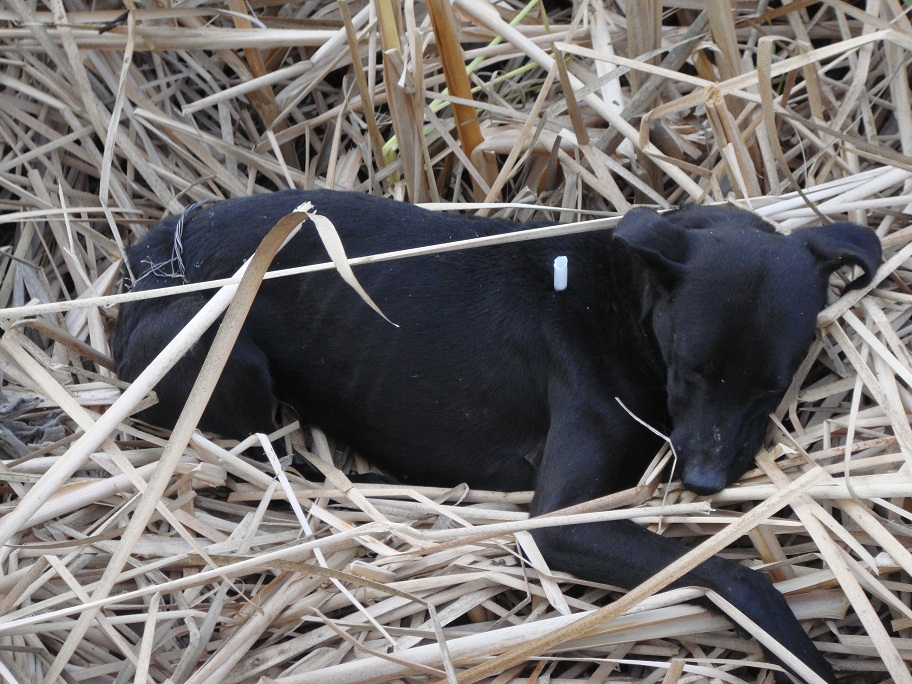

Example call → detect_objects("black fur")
113 190 882 682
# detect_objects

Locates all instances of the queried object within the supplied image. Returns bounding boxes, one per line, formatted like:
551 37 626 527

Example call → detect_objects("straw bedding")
1 1 911 682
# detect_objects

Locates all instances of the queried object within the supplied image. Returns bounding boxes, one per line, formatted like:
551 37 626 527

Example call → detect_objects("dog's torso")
118 190 666 490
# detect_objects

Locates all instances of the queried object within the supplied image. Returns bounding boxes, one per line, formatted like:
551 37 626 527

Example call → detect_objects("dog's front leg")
528 396 835 684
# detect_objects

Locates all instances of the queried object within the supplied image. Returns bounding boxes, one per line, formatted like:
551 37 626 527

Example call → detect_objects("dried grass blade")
304 207 392 324
625 0 661 94
376 0 429 202
339 0 387 170
553 46 629 211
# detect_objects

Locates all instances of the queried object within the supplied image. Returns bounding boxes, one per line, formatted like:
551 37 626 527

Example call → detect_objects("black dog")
113 190 881 682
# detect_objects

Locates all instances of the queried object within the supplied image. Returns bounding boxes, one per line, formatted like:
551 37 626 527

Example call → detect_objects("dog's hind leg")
113 293 276 439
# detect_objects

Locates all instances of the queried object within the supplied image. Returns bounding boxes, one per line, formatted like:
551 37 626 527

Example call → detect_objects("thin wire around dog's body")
133 199 214 286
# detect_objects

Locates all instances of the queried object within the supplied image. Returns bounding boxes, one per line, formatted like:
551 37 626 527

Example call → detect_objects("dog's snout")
681 467 728 496
674 428 733 495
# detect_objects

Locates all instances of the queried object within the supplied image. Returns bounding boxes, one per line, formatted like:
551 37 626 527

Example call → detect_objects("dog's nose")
682 474 727 496
674 426 733 495
680 463 728 496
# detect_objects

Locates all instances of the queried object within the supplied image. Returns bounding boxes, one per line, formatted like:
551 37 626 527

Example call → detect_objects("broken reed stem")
427 0 497 199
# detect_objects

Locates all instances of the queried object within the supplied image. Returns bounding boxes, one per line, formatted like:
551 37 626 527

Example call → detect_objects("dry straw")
0 1 911 683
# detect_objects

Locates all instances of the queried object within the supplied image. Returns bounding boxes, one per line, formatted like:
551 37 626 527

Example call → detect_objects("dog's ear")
614 208 690 290
800 222 882 292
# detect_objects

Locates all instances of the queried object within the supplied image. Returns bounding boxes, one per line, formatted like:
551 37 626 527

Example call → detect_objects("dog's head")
615 206 881 495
